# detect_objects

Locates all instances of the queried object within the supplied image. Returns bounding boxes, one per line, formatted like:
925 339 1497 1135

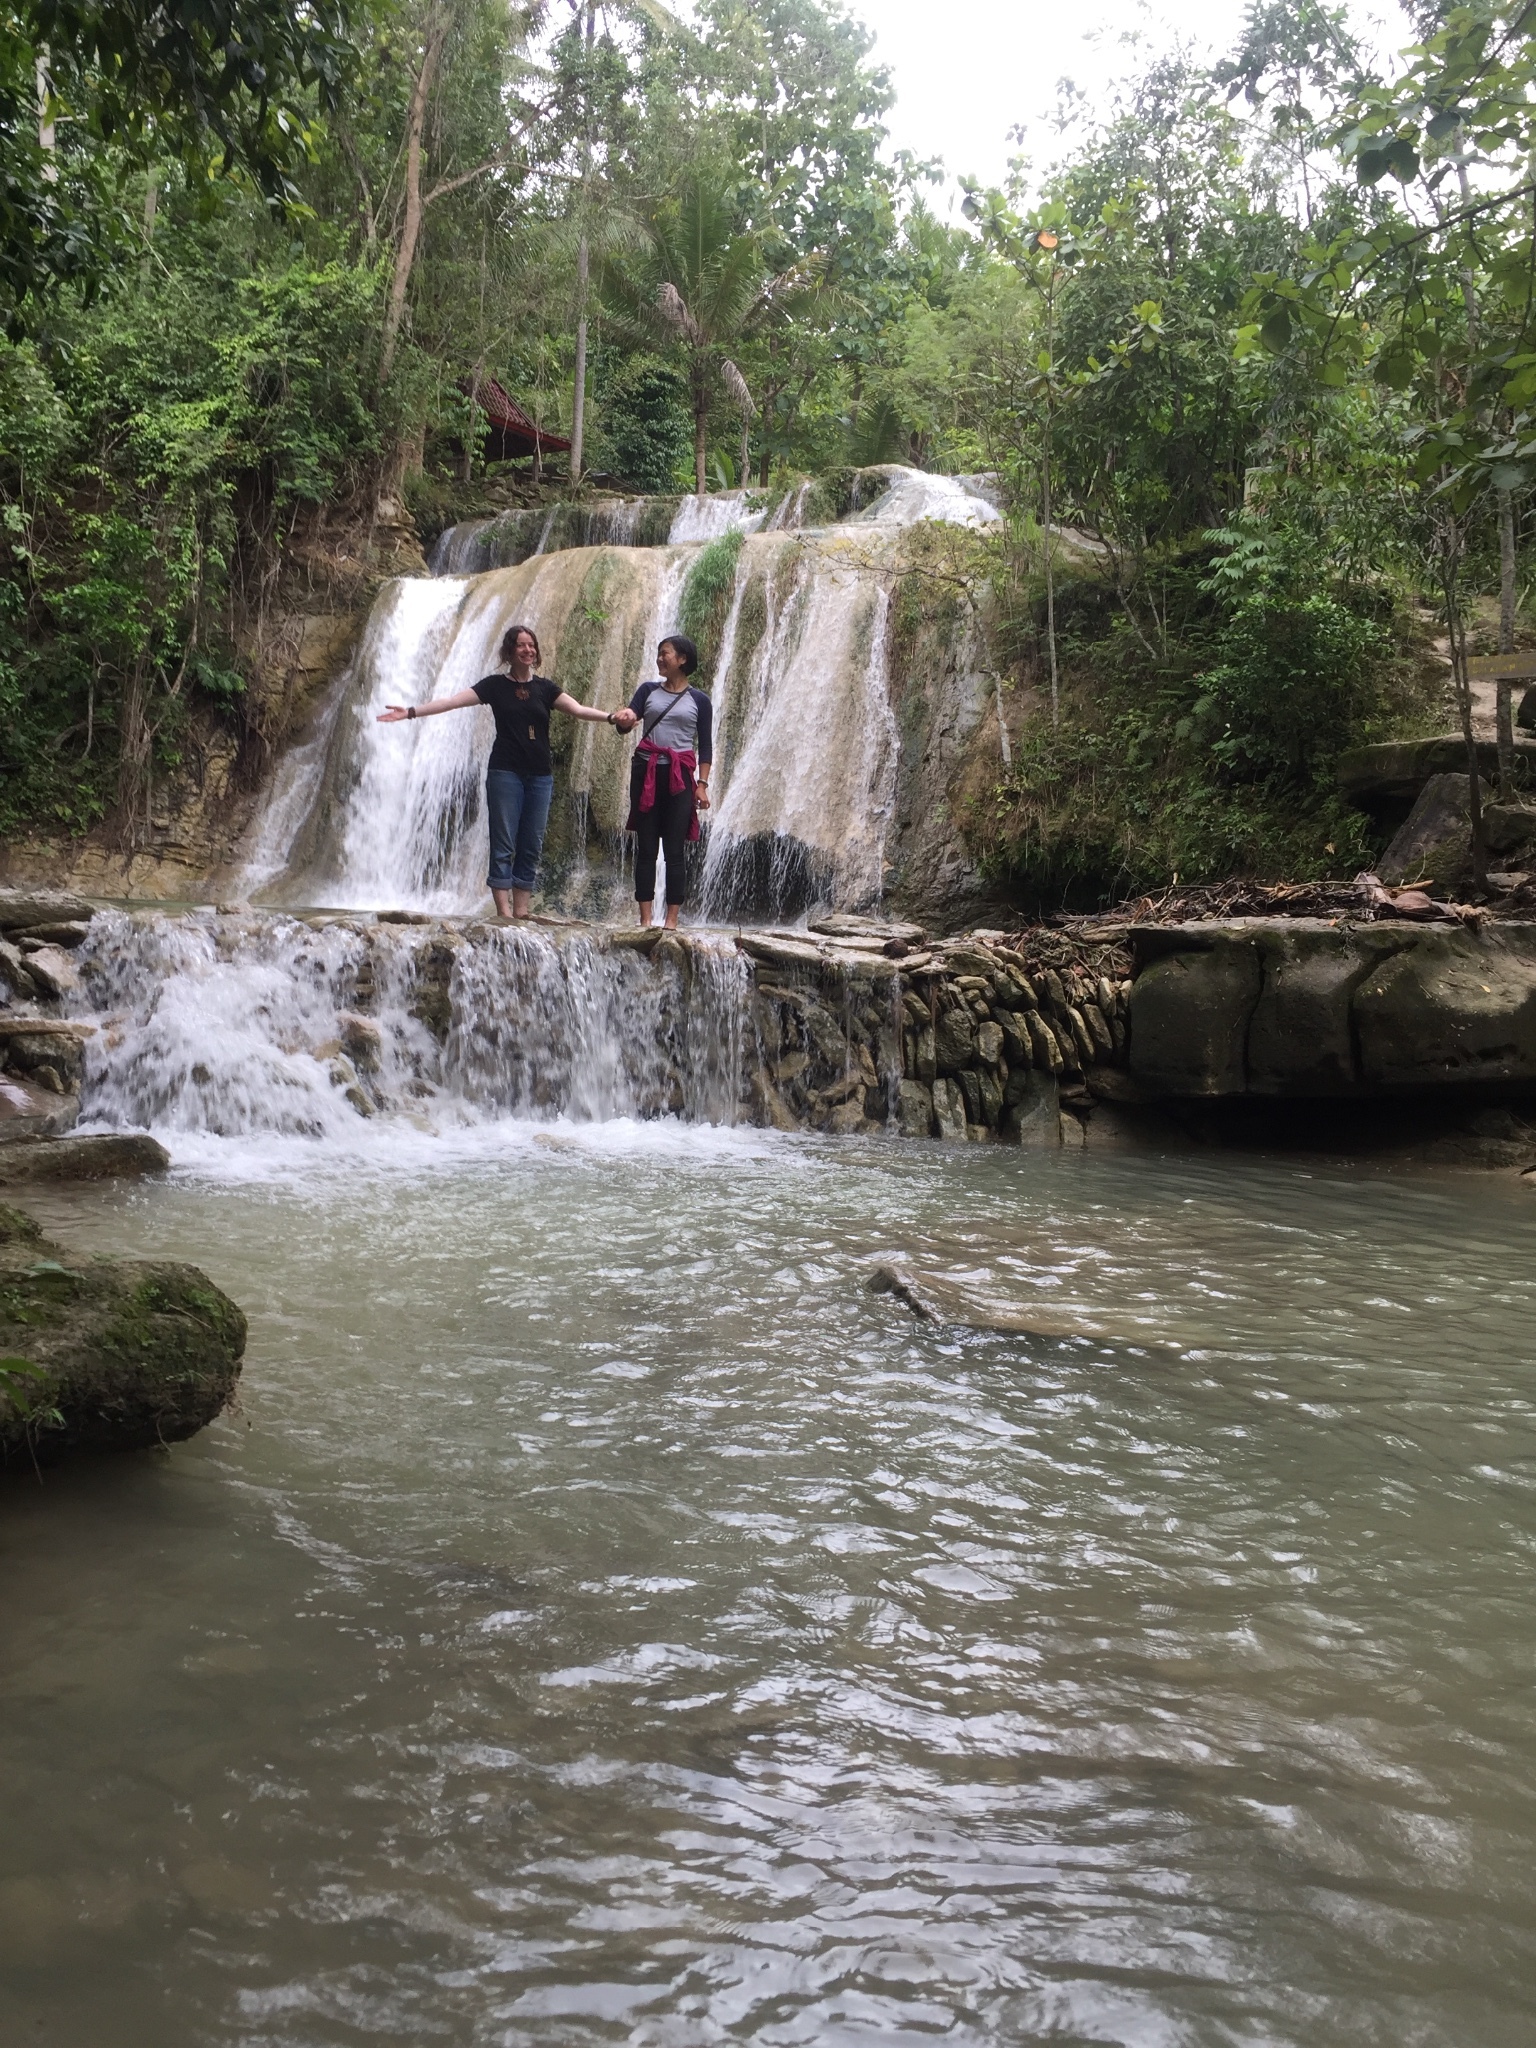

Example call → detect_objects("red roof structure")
462 377 571 461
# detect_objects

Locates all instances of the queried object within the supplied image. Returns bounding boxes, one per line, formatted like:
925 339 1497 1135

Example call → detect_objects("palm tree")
612 176 816 494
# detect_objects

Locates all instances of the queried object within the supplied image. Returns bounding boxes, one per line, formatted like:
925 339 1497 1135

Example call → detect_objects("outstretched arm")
377 689 481 723
553 691 618 725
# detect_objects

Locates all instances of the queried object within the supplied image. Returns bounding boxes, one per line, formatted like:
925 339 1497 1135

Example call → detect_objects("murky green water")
3 1125 1536 2045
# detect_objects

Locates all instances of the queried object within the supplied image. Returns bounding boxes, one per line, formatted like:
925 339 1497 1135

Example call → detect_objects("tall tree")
610 174 814 491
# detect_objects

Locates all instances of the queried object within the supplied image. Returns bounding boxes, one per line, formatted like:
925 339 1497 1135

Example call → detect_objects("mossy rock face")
0 1208 245 1467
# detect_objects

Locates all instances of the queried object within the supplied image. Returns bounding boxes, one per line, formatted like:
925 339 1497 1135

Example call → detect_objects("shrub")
601 358 693 493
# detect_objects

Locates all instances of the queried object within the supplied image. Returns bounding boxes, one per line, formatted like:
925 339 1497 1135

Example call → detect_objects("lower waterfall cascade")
236 466 1004 923
69 909 761 1140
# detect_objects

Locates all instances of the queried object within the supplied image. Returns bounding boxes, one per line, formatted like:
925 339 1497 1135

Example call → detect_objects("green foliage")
678 525 743 682
0 218 390 837
601 356 692 491
983 533 1419 904
0 1355 63 1441
0 0 356 318
1192 520 1391 784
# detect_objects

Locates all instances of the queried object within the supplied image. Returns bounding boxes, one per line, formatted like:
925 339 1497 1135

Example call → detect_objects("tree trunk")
570 236 589 483
1444 545 1489 890
1042 275 1060 727
693 363 707 496
1497 487 1519 799
35 48 54 174
568 1 596 484
1042 413 1059 728
379 17 446 383
140 170 158 279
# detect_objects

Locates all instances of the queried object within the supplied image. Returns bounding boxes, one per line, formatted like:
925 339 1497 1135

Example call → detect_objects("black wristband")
408 705 417 720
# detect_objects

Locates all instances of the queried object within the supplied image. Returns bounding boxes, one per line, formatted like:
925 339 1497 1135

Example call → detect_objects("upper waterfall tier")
236 467 1006 923
428 465 1000 575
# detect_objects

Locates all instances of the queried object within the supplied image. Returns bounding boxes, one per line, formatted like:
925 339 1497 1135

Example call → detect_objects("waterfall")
666 490 768 543
701 557 898 920
851 469 1000 528
237 466 1000 922
71 910 755 1138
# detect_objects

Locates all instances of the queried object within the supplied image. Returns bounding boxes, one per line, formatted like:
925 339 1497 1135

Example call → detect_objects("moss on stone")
678 529 744 685
0 1211 246 1467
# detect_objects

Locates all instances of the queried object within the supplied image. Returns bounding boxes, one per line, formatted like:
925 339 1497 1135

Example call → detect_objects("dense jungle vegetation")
0 0 1530 901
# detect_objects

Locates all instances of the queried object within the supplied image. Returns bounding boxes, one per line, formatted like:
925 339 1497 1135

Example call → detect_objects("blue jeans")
485 770 554 892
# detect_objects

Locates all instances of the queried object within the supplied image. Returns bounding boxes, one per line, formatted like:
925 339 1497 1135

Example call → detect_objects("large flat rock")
0 888 96 931
0 1133 170 1184
1127 919 1536 1097
1339 736 1536 820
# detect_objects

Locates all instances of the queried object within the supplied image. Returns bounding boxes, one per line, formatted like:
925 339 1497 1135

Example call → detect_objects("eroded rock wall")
1128 919 1536 1097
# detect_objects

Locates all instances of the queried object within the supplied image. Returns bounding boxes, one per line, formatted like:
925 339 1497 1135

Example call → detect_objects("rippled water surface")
4 1126 1536 2046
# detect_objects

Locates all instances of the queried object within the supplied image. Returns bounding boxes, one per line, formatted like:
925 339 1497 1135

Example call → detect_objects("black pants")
631 763 695 904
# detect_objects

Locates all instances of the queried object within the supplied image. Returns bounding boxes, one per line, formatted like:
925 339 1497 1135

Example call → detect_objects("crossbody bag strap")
642 685 689 742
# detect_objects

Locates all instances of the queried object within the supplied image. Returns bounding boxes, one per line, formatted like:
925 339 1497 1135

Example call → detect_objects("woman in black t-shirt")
378 623 616 918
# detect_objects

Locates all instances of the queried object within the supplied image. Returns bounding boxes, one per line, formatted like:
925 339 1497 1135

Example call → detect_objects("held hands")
610 707 639 732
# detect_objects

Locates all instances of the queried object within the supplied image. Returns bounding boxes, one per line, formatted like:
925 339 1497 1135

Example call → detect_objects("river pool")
3 1124 1536 2045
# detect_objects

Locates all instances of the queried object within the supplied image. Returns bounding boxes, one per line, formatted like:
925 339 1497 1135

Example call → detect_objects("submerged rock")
0 1205 245 1466
866 1260 1178 1346
0 1134 170 1186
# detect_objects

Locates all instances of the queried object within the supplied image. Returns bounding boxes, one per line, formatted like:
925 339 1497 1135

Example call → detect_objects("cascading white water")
666 490 768 543
852 469 1001 528
70 910 755 1138
237 464 1000 921
319 576 491 912
443 927 748 1125
701 554 899 918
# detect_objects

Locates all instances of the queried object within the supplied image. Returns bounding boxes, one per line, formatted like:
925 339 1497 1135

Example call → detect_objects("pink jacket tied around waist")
627 737 701 841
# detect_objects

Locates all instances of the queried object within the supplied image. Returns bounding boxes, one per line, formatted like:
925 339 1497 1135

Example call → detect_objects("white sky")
852 0 1417 205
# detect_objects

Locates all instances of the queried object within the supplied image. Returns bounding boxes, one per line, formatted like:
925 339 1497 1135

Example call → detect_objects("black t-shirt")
473 673 561 776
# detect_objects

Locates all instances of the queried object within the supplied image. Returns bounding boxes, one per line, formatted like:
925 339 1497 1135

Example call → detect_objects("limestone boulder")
0 1073 78 1140
896 1080 933 1137
1339 736 1536 826
0 1205 244 1466
1002 1069 1059 1146
931 1076 967 1139
1354 924 1536 1089
0 940 39 999
1128 933 1260 1095
1379 773 1479 887
1484 803 1536 857
0 890 95 932
0 1133 170 1185
1243 924 1407 1096
1124 919 1536 1098
933 1004 976 1073
0 1020 92 1092
11 942 81 1001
